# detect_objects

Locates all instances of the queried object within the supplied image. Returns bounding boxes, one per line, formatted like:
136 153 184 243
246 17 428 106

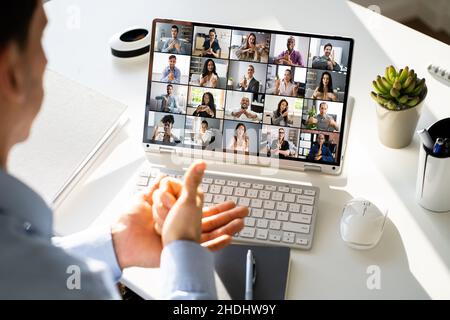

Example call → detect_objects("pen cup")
416 118 450 212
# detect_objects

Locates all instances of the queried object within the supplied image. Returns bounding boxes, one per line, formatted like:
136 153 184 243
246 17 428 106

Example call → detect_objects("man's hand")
111 177 164 269
152 162 248 251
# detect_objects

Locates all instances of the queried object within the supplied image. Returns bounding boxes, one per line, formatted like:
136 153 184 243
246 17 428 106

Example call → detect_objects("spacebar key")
282 222 310 234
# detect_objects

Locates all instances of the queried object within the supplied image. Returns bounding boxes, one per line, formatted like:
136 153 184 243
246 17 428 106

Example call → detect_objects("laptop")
138 18 354 249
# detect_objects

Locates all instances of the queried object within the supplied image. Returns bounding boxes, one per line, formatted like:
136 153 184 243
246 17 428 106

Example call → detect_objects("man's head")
317 133 325 144
319 102 328 116
240 97 250 109
324 43 333 57
287 36 295 51
247 65 255 79
166 84 173 95
168 55 176 68
161 114 175 133
0 1 47 167
171 25 179 39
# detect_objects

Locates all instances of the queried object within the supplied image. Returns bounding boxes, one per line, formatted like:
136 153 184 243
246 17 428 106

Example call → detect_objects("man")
307 102 339 131
238 65 260 94
307 133 334 162
155 84 181 113
230 97 258 121
161 25 184 54
0 1 247 299
161 55 181 84
312 43 341 71
275 36 304 67
201 28 221 58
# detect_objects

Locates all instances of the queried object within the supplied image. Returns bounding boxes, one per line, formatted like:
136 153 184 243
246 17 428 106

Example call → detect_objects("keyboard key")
277 212 289 221
250 199 263 208
271 192 283 201
263 200 275 210
239 182 251 188
251 208 264 218
269 220 281 230
265 185 277 191
282 232 295 243
137 176 149 186
284 193 296 203
301 205 314 215
213 195 226 204
222 186 234 195
256 229 268 240
256 219 268 228
278 186 290 193
304 189 316 196
290 213 312 224
204 193 213 203
246 189 258 198
234 188 246 197
139 170 150 177
203 178 213 184
295 237 309 246
288 203 301 213
238 197 250 207
291 187 303 194
201 183 209 193
240 227 256 238
252 183 264 190
282 222 310 234
209 185 222 194
244 217 256 227
214 179 226 185
264 210 277 220
259 190 271 200
297 195 315 205
227 180 238 187
276 202 287 211
226 196 238 203
269 231 282 242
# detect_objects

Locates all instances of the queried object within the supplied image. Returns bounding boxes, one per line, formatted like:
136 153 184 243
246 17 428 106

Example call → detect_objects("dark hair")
248 64 255 71
167 84 173 89
246 33 257 47
276 99 289 123
202 59 217 78
171 25 179 32
168 55 176 60
324 43 333 50
161 114 175 125
319 102 328 111
201 92 216 116
201 120 209 127
318 71 333 93
284 69 293 83
209 29 216 38
233 123 248 146
0 1 38 51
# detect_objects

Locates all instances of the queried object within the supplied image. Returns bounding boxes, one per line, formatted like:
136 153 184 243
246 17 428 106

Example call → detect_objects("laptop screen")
144 19 353 167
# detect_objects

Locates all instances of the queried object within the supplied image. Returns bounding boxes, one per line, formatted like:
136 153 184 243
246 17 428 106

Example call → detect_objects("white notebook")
8 70 128 206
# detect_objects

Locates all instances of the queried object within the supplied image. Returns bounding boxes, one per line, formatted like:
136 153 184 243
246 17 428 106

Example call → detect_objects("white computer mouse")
340 198 387 250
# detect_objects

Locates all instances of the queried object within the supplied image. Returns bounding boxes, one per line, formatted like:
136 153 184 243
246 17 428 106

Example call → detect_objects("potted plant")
371 66 428 148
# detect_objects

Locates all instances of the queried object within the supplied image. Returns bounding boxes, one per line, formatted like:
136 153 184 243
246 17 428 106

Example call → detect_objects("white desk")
44 0 450 299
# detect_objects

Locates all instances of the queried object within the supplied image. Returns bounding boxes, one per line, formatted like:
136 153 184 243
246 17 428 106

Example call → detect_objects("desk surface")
44 0 450 299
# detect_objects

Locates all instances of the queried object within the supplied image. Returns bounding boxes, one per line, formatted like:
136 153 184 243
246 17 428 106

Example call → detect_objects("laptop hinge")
304 164 322 172
159 147 175 154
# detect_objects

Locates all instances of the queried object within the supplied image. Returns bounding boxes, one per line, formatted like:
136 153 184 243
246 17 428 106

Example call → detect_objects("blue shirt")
161 66 181 84
307 144 335 162
161 38 185 54
0 168 217 299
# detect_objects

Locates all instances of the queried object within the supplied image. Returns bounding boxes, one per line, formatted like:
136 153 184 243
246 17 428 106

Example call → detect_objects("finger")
160 177 183 199
202 206 248 233
142 175 164 204
201 234 232 252
152 190 177 223
202 200 237 217
182 161 206 200
201 218 244 243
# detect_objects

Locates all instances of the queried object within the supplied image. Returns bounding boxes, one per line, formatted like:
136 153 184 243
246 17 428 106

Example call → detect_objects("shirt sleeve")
160 240 217 300
161 67 169 82
52 227 122 283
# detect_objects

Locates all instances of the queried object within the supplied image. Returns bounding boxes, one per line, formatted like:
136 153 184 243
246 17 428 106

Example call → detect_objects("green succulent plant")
371 66 427 110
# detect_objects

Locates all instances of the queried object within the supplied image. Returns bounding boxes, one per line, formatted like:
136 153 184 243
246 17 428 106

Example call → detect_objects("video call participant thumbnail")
312 43 340 71
307 133 335 162
306 102 339 131
234 32 269 63
201 28 221 58
154 84 183 113
261 125 299 159
273 69 300 97
238 64 260 94
192 92 216 118
149 113 183 144
161 25 186 55
275 36 304 67
199 59 219 88
312 71 337 101
161 54 181 83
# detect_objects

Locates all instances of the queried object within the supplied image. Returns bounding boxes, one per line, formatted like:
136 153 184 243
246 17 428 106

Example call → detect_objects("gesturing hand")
152 161 248 251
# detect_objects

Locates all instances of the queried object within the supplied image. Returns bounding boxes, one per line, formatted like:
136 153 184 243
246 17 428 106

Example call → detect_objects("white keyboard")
136 167 319 250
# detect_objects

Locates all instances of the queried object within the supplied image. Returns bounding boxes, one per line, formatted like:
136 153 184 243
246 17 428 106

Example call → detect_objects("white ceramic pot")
376 99 425 149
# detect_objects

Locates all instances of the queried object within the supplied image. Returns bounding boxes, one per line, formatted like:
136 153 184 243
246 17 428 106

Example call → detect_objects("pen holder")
416 118 450 212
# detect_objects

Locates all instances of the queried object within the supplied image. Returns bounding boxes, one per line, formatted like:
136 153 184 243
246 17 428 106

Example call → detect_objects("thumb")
182 161 206 199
